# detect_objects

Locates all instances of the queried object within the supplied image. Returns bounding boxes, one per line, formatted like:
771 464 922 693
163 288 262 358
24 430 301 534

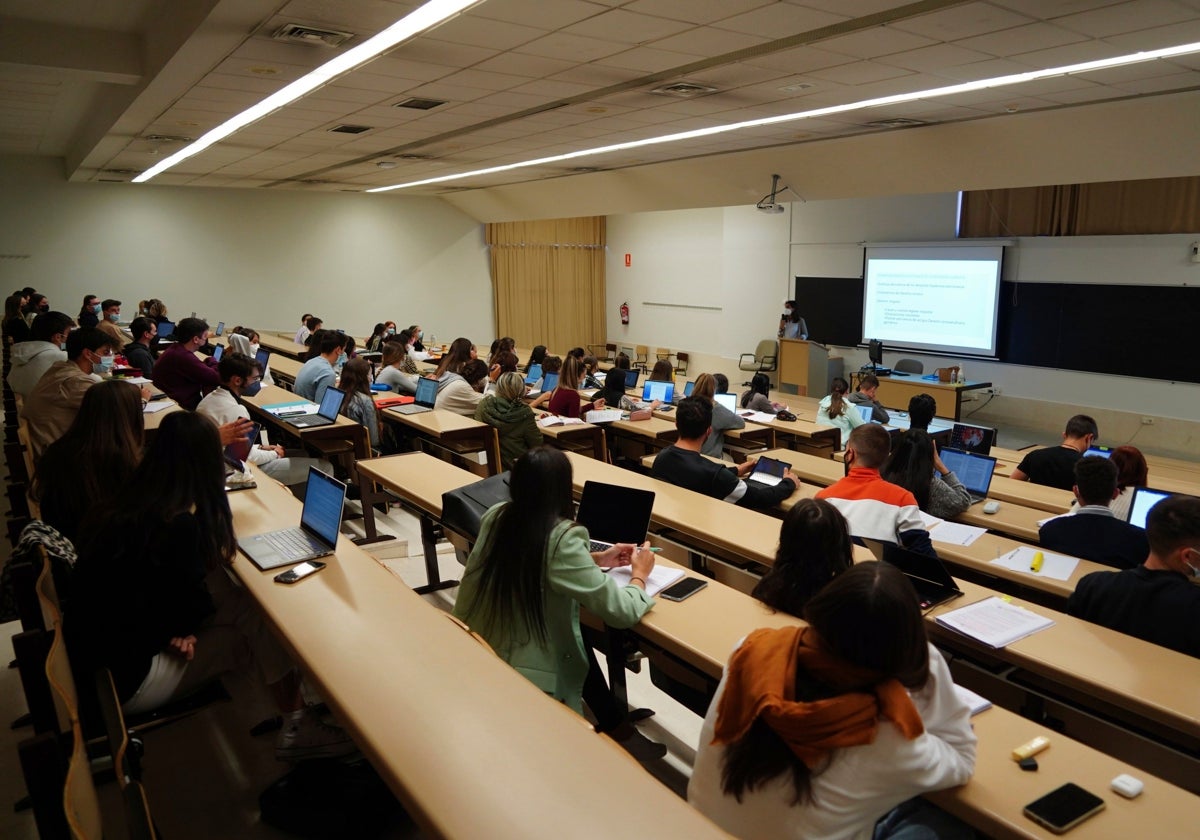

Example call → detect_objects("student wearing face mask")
78 294 101 328
25 293 50 325
198 353 330 486
7 311 74 398
96 298 128 350
151 317 221 410
293 332 343 403
778 299 808 340
1067 494 1200 658
124 317 157 378
23 327 146 460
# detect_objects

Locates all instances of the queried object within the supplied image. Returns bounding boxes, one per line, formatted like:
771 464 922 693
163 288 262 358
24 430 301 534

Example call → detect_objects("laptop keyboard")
589 540 613 553
263 528 325 560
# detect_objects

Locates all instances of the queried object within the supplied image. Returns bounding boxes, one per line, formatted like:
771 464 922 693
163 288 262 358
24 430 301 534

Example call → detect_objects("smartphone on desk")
1023 783 1105 834
274 561 326 584
660 577 707 602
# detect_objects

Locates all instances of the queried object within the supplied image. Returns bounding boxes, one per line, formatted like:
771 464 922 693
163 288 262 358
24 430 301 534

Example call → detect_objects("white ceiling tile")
1054 0 1199 37
1009 39 1135 68
596 46 707 72
890 2 1035 40
425 14 549 50
953 21 1089 56
874 42 997 73
683 62 793 88
470 0 609 30
1111 68 1200 92
516 32 630 62
509 78 597 98
807 61 915 85
816 26 940 59
477 89 565 109
1100 16 1200 48
546 63 645 86
741 45 856 74
1035 83 1132 103
472 52 577 79
648 26 770 56
623 0 777 26
389 38 500 68
712 4 849 38
936 56 1054 80
435 67 531 92
988 0 1128 18
563 9 695 41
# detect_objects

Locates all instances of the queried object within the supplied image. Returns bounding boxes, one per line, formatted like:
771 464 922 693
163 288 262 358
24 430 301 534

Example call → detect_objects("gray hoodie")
7 341 67 397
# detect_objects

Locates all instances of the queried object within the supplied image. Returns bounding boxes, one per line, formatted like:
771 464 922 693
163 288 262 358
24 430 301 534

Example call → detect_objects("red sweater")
546 387 594 418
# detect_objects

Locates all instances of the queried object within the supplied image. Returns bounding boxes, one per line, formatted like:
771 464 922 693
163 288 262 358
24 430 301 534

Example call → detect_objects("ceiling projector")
756 201 786 214
755 173 798 214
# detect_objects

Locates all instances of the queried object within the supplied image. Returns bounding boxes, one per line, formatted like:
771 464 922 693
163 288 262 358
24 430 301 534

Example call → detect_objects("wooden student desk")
382 405 500 476
242 384 371 466
851 372 992 422
356 457 1200 834
532 414 608 461
254 332 307 362
225 468 725 840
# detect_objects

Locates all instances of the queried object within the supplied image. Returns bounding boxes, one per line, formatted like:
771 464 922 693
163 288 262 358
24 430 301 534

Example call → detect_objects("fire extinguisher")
620 301 630 325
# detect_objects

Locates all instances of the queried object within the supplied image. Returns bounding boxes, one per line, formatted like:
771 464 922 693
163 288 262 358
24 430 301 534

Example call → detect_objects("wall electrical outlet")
987 387 1001 395
1141 416 1155 425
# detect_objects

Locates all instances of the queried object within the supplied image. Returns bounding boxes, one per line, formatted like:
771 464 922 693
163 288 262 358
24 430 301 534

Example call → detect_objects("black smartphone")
660 577 707 602
1023 783 1105 834
274 560 326 584
659 405 674 412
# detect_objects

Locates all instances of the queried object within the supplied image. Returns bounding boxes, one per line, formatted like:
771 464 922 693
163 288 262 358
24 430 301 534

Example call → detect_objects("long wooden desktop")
850 371 992 421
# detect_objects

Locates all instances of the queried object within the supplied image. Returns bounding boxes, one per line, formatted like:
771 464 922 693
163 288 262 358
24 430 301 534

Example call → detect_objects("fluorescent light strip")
133 0 480 183
368 40 1200 193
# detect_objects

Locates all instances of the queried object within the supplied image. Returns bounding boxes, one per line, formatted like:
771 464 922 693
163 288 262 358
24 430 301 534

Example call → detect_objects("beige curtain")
960 176 1200 237
486 217 606 352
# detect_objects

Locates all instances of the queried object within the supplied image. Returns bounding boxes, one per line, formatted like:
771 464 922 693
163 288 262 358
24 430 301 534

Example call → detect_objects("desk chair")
633 344 649 372
739 339 778 373
894 358 923 374
673 351 690 377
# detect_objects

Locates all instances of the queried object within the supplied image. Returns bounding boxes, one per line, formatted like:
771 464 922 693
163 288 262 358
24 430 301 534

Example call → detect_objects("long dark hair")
741 372 771 408
826 377 849 419
525 345 547 373
598 368 628 407
80 412 235 571
471 447 575 644
338 357 373 397
434 337 475 377
721 562 929 804
752 499 852 616
881 429 934 510
32 381 145 537
1111 445 1148 490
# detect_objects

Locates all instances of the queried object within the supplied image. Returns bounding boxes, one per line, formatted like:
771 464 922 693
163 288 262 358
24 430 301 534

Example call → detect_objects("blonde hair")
692 373 716 402
496 371 526 401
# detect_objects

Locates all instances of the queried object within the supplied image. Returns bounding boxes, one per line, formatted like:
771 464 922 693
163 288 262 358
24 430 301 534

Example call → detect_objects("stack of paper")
935 597 1054 648
584 409 624 424
537 415 585 428
263 400 318 417
953 684 993 716
606 566 686 597
740 410 779 423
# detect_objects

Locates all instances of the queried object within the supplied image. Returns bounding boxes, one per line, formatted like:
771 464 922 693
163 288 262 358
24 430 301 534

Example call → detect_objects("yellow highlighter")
1030 551 1044 573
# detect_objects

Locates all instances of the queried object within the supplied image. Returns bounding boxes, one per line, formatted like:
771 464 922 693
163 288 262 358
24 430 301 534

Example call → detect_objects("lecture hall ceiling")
3 0 1200 195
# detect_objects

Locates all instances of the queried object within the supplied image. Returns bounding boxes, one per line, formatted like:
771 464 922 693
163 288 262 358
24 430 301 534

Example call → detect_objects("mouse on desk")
983 501 1001 514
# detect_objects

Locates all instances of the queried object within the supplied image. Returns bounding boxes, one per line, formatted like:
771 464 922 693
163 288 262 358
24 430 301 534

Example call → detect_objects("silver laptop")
393 376 438 415
238 468 347 570
635 379 674 409
714 392 736 413
286 386 345 429
938 448 998 504
747 456 790 486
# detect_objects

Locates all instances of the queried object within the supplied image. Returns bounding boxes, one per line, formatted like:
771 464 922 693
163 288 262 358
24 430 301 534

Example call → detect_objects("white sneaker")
275 709 357 761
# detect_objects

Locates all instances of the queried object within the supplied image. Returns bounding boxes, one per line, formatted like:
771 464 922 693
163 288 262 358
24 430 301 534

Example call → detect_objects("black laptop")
882 543 964 610
575 481 655 553
286 386 346 429
238 468 347 570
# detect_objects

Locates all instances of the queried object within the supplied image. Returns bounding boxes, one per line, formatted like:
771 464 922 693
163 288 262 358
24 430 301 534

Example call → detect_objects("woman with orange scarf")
688 562 977 839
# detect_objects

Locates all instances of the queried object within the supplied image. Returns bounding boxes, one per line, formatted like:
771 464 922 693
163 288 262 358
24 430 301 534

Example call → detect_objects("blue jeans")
874 798 977 840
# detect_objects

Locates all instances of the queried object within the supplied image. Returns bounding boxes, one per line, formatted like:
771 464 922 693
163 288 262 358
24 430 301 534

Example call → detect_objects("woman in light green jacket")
453 446 656 715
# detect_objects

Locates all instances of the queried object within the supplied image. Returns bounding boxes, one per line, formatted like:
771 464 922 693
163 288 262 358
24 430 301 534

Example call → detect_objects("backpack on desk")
441 472 512 541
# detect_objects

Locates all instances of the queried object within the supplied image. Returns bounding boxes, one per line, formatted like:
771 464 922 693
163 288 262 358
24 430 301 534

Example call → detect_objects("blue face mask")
386 328 395 335
243 380 262 397
337 352 348 367
93 354 113 375
108 312 120 322
92 303 101 314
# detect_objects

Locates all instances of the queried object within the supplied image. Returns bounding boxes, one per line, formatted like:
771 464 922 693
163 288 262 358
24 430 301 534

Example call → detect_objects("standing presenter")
779 300 809 340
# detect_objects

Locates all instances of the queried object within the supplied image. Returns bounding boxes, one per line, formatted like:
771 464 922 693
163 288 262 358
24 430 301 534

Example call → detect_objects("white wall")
0 156 493 345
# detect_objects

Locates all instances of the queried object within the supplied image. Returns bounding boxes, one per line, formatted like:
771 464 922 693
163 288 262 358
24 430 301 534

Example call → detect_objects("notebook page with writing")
935 597 1054 648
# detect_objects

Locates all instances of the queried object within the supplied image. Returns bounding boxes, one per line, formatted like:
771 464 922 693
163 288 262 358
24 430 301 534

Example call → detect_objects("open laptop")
392 376 438 415
1125 486 1173 528
238 468 346 570
255 347 271 370
680 380 695 399
714 392 737 413
949 422 996 455
622 368 640 390
285 386 345 429
156 320 175 339
748 456 791 486
575 480 656 553
938 448 998 504
1086 445 1114 458
636 380 674 408
882 543 964 610
857 404 877 424
523 364 543 386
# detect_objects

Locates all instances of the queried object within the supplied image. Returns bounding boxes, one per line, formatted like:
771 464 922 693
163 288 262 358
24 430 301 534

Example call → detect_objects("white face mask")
249 342 260 356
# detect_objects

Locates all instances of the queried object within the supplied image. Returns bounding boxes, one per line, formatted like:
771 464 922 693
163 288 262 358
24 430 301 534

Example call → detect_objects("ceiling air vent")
396 153 433 160
649 82 718 99
273 24 354 48
329 124 372 134
865 117 928 128
394 98 446 110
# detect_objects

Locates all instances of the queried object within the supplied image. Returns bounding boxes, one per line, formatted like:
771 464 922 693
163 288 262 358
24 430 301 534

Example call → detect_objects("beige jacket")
23 360 101 459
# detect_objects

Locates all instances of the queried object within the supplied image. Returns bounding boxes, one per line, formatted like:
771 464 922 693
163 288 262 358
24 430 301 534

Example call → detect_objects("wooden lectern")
778 338 838 397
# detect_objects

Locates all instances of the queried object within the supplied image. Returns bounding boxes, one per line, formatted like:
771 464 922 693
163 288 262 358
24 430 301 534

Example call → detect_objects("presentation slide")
862 245 1003 357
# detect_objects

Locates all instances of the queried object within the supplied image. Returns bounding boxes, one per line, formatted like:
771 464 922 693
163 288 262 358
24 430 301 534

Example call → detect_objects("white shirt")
688 642 976 840
196 386 278 466
408 342 432 363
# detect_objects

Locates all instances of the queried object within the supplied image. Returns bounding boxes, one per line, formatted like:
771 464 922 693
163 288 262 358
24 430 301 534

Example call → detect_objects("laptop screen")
714 393 736 413
857 404 875 423
949 422 996 455
1086 445 1113 458
255 347 270 369
683 381 695 397
318 386 345 419
622 368 640 389
642 380 674 403
939 448 997 496
300 468 347 546
212 344 224 362
1126 487 1172 529
157 320 175 339
541 371 559 393
524 364 542 385
575 481 655 545
414 376 438 406
882 543 960 594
